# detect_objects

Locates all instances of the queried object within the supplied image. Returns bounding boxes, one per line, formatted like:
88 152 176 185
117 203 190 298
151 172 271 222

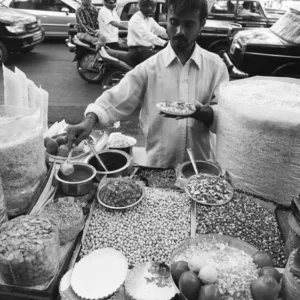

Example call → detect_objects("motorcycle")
65 24 133 87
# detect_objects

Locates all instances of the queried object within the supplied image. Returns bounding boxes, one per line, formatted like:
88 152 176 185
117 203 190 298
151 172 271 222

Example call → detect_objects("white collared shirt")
98 6 120 43
85 43 229 168
127 11 168 47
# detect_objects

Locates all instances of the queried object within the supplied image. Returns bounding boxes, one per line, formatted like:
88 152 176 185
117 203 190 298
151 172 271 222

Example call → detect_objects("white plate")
71 248 128 300
156 102 196 116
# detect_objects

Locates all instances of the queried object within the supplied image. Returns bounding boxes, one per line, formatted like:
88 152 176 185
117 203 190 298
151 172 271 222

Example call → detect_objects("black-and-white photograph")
0 0 300 298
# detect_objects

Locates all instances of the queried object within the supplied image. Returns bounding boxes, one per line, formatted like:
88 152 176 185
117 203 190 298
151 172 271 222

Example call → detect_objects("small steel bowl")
55 163 97 196
97 179 145 210
108 136 137 156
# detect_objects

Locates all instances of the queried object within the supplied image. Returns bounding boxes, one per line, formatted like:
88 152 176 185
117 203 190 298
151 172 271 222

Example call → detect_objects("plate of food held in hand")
44 132 96 162
97 177 145 210
185 173 234 206
156 101 196 116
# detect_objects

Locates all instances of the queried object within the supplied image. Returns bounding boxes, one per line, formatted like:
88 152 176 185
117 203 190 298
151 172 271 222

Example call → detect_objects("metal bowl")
178 160 222 179
45 132 96 163
170 234 258 300
97 179 145 210
108 136 137 156
55 162 97 196
84 149 133 182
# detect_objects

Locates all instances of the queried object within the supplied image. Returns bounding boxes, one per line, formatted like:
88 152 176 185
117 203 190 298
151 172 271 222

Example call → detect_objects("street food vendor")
66 0 229 168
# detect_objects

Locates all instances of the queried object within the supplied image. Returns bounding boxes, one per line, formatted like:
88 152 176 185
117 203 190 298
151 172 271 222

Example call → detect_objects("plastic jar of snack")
0 215 60 287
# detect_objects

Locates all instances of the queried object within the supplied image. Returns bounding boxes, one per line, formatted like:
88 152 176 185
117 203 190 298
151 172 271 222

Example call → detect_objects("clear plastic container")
0 106 47 216
0 215 60 287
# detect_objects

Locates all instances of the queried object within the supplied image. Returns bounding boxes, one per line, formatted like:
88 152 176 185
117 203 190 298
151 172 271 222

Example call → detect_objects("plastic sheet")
0 178 7 225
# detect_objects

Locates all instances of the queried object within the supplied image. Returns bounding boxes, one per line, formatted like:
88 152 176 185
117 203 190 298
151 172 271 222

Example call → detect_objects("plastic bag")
216 77 300 206
40 198 84 245
0 216 60 287
0 106 47 216
0 177 8 225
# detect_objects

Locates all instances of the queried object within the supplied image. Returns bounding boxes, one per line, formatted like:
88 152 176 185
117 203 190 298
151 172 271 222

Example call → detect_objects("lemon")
198 265 218 284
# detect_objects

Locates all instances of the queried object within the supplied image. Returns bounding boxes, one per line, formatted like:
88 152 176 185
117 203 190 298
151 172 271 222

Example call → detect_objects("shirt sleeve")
210 62 230 134
150 18 168 40
84 64 147 127
76 9 97 36
98 8 114 25
130 16 167 47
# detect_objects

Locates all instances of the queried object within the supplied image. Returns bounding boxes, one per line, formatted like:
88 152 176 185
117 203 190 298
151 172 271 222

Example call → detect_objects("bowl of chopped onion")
97 177 144 210
107 132 137 155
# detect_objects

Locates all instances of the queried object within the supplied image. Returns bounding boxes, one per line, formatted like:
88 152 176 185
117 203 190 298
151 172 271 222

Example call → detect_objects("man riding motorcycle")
127 0 168 66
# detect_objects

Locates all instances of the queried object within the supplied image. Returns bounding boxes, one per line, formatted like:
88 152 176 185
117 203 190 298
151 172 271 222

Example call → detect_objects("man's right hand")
66 115 97 150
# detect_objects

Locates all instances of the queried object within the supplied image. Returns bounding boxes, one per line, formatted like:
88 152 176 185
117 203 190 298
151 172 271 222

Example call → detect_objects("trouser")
128 46 158 66
106 42 120 50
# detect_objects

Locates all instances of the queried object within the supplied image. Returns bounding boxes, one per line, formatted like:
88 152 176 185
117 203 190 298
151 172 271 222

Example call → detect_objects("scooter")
65 24 133 87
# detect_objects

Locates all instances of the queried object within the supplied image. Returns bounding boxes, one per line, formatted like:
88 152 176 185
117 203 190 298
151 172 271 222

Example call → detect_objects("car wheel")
77 53 106 83
21 46 35 53
0 42 8 64
272 63 300 79
101 69 126 90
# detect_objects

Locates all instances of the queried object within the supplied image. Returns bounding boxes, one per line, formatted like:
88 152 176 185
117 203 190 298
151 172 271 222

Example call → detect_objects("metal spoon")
187 148 198 239
60 148 74 176
85 140 109 173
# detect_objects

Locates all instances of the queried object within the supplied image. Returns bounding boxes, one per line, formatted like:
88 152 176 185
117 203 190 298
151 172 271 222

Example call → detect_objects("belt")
129 46 154 50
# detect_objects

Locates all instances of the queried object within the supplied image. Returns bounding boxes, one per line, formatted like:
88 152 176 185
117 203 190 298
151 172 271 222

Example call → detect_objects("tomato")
171 261 189 286
258 266 282 283
252 251 273 268
251 275 280 300
198 284 222 300
179 271 202 300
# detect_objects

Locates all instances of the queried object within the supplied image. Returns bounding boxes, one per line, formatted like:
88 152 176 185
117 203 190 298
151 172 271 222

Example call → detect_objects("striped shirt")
76 4 99 36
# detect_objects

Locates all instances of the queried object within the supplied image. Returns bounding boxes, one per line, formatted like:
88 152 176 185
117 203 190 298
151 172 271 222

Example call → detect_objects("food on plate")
188 253 211 273
45 138 59 155
108 132 136 148
258 266 281 283
186 174 232 205
250 275 280 300
198 284 222 300
99 178 143 208
171 260 190 286
198 265 218 284
179 271 202 300
0 215 59 287
57 145 69 157
252 251 273 268
156 101 196 116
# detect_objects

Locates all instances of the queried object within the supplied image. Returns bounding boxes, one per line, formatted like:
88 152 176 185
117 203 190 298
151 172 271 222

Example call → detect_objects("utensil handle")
86 140 109 173
187 148 199 174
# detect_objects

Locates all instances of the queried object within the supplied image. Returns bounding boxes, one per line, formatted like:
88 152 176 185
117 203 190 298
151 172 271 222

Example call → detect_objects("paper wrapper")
15 67 29 108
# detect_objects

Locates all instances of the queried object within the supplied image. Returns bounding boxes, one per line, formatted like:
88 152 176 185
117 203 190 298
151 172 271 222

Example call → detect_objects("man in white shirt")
67 0 229 168
98 0 128 50
127 0 168 66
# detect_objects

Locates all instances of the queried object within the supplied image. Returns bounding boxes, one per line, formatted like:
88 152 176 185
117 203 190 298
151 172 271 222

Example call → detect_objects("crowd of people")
69 0 229 168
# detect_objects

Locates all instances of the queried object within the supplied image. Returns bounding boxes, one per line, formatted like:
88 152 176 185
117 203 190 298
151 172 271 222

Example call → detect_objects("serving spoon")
85 140 109 173
187 148 198 239
60 148 74 176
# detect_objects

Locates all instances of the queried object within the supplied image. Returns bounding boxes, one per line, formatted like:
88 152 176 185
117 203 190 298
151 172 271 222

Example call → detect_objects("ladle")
187 148 198 239
60 148 74 176
85 140 109 173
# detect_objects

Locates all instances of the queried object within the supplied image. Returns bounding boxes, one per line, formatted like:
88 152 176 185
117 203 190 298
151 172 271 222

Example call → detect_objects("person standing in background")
127 0 168 66
98 0 128 50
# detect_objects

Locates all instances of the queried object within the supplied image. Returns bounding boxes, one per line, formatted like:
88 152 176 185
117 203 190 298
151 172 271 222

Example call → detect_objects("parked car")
222 8 300 79
3 0 80 37
0 0 45 64
208 0 281 27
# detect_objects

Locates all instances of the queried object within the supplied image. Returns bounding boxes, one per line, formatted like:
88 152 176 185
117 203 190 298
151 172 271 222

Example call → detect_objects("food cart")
1 68 300 300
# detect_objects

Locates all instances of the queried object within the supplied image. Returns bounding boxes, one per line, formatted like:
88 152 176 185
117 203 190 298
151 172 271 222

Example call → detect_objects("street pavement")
0 39 145 146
